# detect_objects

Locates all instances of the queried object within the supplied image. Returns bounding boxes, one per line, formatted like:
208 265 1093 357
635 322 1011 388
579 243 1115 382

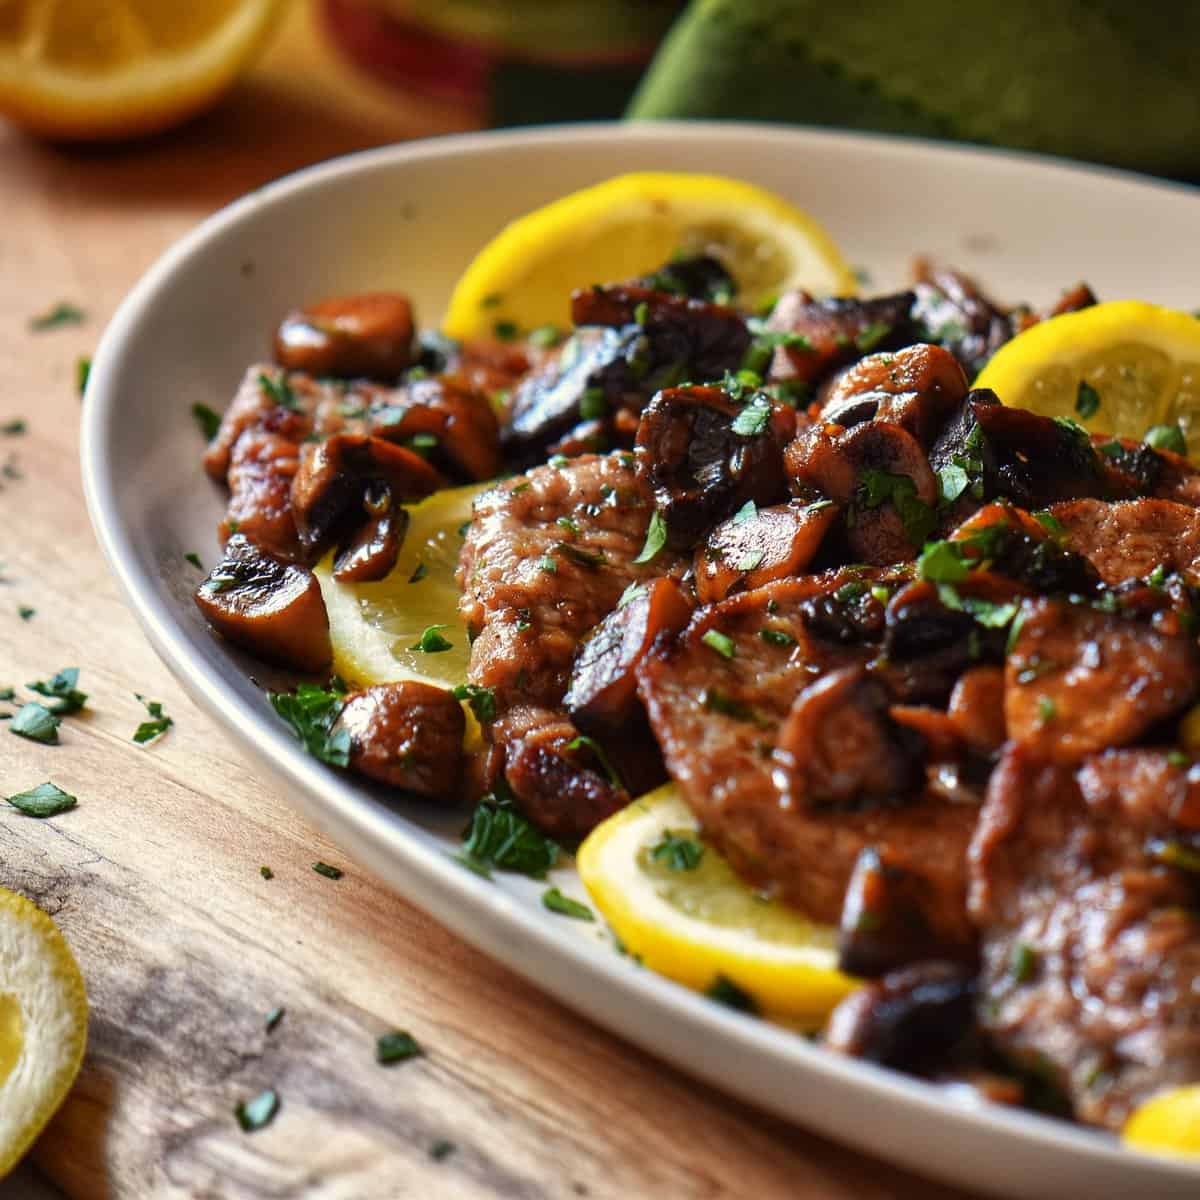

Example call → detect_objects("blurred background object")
2 0 1199 182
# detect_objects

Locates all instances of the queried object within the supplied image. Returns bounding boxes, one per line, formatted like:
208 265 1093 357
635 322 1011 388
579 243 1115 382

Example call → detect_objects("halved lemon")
0 885 87 1176
975 301 1200 457
0 0 285 141
442 171 856 340
1124 1086 1200 1157
577 784 858 1022
316 481 487 742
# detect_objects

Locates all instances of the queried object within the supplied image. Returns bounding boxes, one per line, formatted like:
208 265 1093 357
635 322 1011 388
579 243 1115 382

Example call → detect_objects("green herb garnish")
27 668 87 715
133 694 173 743
854 322 891 352
1075 380 1101 420
566 734 623 789
76 358 91 396
730 397 771 437
30 302 85 331
260 866 274 880
650 831 704 871
10 702 59 744
0 419 25 436
579 386 607 420
376 1030 422 1064
493 320 519 342
265 1007 285 1033
6 782 77 818
18 605 34 621
269 683 350 767
460 792 560 878
633 510 667 565
191 402 222 440
528 324 560 349
732 499 757 525
702 689 769 726
1010 942 1039 984
452 683 496 724
633 301 649 326
235 1089 279 1132
706 975 757 1013
701 629 736 659
1037 696 1057 724
759 628 795 647
412 624 453 653
313 861 343 880
258 371 298 411
542 887 594 921
1145 423 1188 456
858 468 935 546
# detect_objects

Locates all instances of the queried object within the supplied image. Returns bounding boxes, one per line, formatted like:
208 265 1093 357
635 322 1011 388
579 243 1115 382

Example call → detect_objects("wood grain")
0 7 977 1197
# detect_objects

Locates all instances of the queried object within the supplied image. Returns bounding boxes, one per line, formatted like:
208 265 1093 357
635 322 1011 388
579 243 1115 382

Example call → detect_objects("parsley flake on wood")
376 1030 422 1064
412 624 453 653
29 302 85 331
10 702 59 744
260 865 274 880
0 419 25 436
701 629 736 659
633 510 667 565
18 605 34 621
235 1088 279 1132
6 782 77 818
1075 380 1101 420
77 357 91 397
27 668 87 715
452 683 496 724
650 831 704 871
542 887 594 920
429 1139 457 1162
269 683 350 767
133 694 173 743
459 791 560 878
258 371 298 411
191 402 222 440
265 1006 285 1033
313 861 343 879
706 974 758 1013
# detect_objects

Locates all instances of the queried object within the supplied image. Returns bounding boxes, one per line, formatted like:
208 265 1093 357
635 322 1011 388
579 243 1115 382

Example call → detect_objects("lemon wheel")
0 0 285 140
1124 1086 1200 1158
442 171 856 340
577 785 858 1022
0 886 87 1176
975 301 1200 457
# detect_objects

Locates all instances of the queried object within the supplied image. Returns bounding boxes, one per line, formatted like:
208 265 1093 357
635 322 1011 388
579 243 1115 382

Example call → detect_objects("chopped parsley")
6 782 77 818
0 419 25 436
10 702 60 744
917 540 970 584
936 462 971 504
452 683 496 724
1146 837 1200 872
313 861 343 879
732 499 757 525
376 1030 422 1064
191 402 222 440
493 320 519 342
854 322 892 352
558 543 606 568
1037 696 1057 724
184 552 203 570
702 688 769 726
730 396 772 437
1145 423 1188 456
556 515 580 537
76 357 91 396
258 371 298 411
1167 749 1190 768
18 605 34 621
265 1007 285 1033
701 629 736 659
858 468 935 546
759 628 796 647
542 887 594 921
740 330 811 375
566 734 623 789
1033 511 1065 537
528 324 561 349
738 550 764 572
706 975 758 1013
1075 380 1101 420
617 582 647 609
429 1139 456 1162
539 555 557 573
412 625 453 653
235 1088 279 1132
650 831 704 871
133 694 173 744
268 682 350 767
29 301 85 331
260 866 274 880
1010 942 1039 984
633 301 649 326
578 387 607 420
459 790 560 878
633 510 667 565
27 668 87 714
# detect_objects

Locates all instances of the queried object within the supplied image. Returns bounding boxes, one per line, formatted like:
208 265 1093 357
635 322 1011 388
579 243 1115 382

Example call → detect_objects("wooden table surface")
0 7 977 1198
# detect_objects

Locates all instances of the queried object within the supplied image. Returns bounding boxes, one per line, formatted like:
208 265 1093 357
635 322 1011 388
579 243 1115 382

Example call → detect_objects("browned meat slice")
204 366 316 481
290 434 442 581
819 343 968 447
825 961 977 1068
763 290 917 388
1005 597 1199 762
274 292 415 379
637 579 979 948
504 284 750 459
968 746 1200 1128
223 427 305 561
194 534 331 672
1049 497 1200 585
335 681 464 796
695 498 840 603
910 261 1014 377
636 384 795 550
485 705 627 838
786 420 937 564
459 452 685 711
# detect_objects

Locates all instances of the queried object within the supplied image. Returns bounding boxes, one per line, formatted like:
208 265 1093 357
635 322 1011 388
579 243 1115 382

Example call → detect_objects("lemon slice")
975 301 1200 457
577 784 858 1022
1124 1086 1200 1157
316 481 487 742
442 171 856 340
0 886 87 1175
0 0 285 140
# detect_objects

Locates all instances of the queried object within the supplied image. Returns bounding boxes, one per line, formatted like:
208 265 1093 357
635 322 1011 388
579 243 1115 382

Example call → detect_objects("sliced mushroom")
194 534 331 672
564 578 693 737
274 292 415 379
838 848 973 977
773 664 925 809
824 960 977 1069
695 499 840 603
910 260 1014 377
947 666 1007 754
290 433 441 581
631 254 736 303
635 384 793 550
334 681 464 796
222 428 306 562
819 343 967 447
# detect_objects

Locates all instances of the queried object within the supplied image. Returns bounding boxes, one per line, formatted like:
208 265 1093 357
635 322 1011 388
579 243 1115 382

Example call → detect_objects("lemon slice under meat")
0 885 87 1176
442 171 856 340
0 0 285 140
1124 1085 1200 1158
577 784 858 1022
974 300 1200 457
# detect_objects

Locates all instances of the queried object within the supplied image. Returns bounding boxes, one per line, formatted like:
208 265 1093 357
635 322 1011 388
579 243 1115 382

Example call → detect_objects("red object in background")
319 0 683 124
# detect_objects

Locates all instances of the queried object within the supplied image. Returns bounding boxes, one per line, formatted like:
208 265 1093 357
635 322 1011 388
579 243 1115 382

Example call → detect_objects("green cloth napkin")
627 0 1200 179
